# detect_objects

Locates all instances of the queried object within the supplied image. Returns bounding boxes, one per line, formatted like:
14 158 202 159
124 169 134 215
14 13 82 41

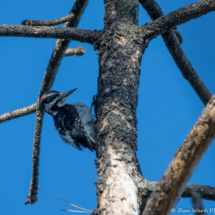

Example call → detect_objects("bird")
39 88 96 151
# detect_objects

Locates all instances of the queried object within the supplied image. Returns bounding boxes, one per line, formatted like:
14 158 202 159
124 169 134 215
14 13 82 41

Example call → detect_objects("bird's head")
40 88 77 115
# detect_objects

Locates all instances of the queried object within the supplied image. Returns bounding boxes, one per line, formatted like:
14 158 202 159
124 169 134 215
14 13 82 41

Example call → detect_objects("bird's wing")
72 103 96 147
64 104 94 151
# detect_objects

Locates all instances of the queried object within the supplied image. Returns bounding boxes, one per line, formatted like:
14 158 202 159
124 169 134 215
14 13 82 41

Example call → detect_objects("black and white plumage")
40 89 96 151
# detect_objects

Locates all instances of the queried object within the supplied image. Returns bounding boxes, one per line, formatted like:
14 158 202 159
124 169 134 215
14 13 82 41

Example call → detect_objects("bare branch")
139 0 183 44
139 0 212 105
0 25 99 45
25 0 89 205
163 29 212 106
64 47 85 57
0 103 38 124
140 181 215 211
173 27 183 45
182 184 215 201
141 0 215 41
142 96 215 215
191 192 205 215
25 109 44 205
21 13 75 26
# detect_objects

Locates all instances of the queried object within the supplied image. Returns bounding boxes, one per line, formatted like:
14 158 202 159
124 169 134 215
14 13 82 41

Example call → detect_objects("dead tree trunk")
1 0 215 214
94 1 146 214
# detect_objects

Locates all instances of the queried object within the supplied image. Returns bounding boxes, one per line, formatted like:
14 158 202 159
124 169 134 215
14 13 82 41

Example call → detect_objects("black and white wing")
64 104 96 151
72 103 96 145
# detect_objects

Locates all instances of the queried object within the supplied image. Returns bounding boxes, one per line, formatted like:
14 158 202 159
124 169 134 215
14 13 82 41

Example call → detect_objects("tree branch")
182 184 215 201
22 13 75 26
64 47 85 57
139 0 183 44
162 29 211 106
141 0 215 41
140 181 215 212
142 96 215 215
25 108 44 205
25 0 89 205
0 25 99 45
139 0 212 105
191 192 205 215
0 103 38 124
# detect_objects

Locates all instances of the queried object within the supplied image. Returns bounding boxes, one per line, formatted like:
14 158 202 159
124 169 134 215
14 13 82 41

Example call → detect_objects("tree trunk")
94 1 146 214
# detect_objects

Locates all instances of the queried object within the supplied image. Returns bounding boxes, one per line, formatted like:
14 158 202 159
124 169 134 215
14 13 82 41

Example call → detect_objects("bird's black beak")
60 88 77 99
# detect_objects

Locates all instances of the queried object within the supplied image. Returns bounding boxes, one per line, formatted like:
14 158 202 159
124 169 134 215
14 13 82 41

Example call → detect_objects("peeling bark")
96 146 143 214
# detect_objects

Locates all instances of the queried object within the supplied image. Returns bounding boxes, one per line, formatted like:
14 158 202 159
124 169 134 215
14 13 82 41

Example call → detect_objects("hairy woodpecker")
40 89 96 151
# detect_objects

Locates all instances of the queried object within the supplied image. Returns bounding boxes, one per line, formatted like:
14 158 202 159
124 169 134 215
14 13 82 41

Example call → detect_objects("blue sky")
0 0 215 214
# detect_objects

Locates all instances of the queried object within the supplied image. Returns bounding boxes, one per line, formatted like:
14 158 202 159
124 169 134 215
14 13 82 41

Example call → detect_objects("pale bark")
64 47 85 57
0 103 38 124
142 96 215 215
